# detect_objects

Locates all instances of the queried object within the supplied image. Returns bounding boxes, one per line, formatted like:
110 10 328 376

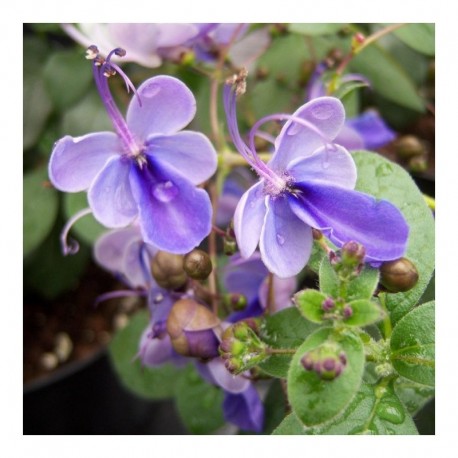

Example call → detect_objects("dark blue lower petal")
129 156 212 253
223 385 264 433
346 111 396 149
289 182 409 262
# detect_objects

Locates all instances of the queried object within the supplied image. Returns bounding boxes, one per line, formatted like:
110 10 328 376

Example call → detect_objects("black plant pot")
23 348 187 435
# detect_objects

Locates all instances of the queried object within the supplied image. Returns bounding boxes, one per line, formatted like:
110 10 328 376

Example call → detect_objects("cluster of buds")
330 241 366 281
152 249 213 289
219 321 267 374
321 297 353 322
301 342 347 381
166 299 222 359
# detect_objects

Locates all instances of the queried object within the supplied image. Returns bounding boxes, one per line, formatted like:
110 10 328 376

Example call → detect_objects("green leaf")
174 365 225 434
108 310 183 399
63 192 106 245
334 80 369 102
343 299 385 327
319 257 380 302
287 328 365 426
390 302 435 386
294 289 327 323
353 152 435 325
250 78 295 120
43 49 93 111
23 37 53 150
390 23 435 56
394 377 435 415
307 241 326 273
23 166 59 257
288 23 347 36
258 308 318 378
263 380 288 434
349 43 424 111
275 382 418 434
24 221 91 299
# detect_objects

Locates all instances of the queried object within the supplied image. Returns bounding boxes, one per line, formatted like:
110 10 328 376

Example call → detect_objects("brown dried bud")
151 251 187 290
380 257 419 293
395 135 425 159
183 249 213 281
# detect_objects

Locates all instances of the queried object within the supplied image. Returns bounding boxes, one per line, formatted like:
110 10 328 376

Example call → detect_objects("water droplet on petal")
287 122 302 136
142 83 161 98
311 103 333 120
276 233 285 246
376 400 405 425
153 181 179 202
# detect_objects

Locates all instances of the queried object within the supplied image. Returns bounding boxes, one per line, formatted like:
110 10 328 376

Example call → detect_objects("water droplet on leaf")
153 181 179 202
376 400 405 424
376 162 394 177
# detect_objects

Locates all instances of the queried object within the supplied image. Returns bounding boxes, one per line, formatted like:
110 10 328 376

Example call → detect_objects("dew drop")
311 103 333 120
376 400 405 425
152 181 179 202
375 162 394 178
287 122 302 136
142 83 161 98
276 233 285 245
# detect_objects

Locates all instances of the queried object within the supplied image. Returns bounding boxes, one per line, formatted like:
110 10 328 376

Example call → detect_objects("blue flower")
49 46 217 254
224 74 409 278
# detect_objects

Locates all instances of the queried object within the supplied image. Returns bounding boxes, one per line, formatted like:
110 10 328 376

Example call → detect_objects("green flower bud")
300 342 347 381
151 251 187 290
222 293 248 311
223 237 237 256
380 257 419 293
183 249 213 280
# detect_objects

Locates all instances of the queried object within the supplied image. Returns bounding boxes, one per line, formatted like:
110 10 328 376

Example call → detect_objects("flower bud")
223 237 237 256
408 155 428 173
395 135 425 159
183 249 213 281
331 241 366 280
321 297 335 312
219 322 267 374
380 257 419 293
341 241 366 267
222 293 247 311
301 343 347 381
151 251 187 290
166 299 221 359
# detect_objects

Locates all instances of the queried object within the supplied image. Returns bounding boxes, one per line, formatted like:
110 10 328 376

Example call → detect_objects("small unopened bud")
380 258 419 293
354 32 365 44
151 251 187 290
223 293 247 311
322 298 335 312
408 155 428 173
183 249 213 281
166 299 221 359
223 237 237 256
312 228 323 240
342 305 353 319
341 241 366 267
395 135 425 159
301 343 347 381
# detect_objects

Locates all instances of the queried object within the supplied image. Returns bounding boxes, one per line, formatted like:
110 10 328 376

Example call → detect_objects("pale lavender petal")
49 133 121 192
258 275 297 312
259 197 313 278
129 157 212 253
334 124 365 151
286 144 357 190
88 156 138 227
228 27 270 68
234 181 267 259
108 23 162 68
156 23 199 47
270 97 346 170
305 62 327 101
139 328 174 367
148 289 175 329
145 131 217 185
211 23 248 45
289 182 409 262
123 238 153 288
126 76 196 142
223 385 264 433
346 110 396 149
206 358 250 394
93 226 142 276
223 253 267 303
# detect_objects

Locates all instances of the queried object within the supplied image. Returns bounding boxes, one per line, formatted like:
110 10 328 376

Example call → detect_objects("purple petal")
227 298 264 323
49 133 121 192
229 27 270 68
258 275 297 313
210 23 248 45
259 197 313 278
305 62 327 101
334 124 365 151
129 156 212 253
126 76 196 142
88 156 138 228
270 97 346 171
289 182 409 262
139 328 174 367
346 110 396 150
148 289 175 330
206 358 250 394
234 181 267 259
145 131 217 185
223 252 267 303
223 385 264 433
287 144 357 190
156 23 199 47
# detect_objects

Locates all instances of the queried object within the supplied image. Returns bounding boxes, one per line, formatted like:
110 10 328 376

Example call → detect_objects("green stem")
266 348 296 356
379 292 392 339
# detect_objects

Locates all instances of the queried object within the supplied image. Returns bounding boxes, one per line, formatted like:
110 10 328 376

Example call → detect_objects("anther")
85 45 99 60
